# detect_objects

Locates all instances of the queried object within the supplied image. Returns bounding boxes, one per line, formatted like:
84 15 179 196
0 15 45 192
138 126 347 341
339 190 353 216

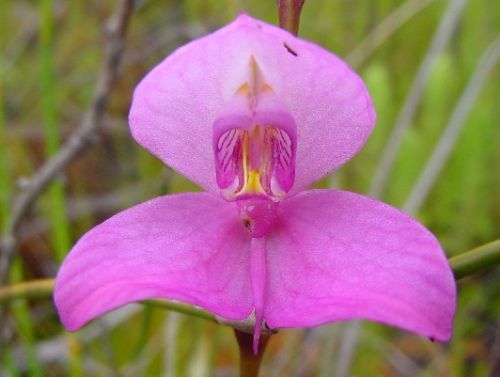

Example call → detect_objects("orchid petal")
129 14 375 194
54 193 252 330
265 189 456 340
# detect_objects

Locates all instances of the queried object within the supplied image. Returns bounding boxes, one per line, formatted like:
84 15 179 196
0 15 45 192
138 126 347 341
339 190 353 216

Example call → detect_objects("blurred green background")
0 0 499 376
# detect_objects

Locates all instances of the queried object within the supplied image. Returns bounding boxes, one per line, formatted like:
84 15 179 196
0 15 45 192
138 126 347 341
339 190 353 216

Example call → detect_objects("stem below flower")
234 329 270 377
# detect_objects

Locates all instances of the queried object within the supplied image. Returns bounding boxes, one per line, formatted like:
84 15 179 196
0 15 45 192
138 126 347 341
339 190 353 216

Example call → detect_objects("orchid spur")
54 15 456 353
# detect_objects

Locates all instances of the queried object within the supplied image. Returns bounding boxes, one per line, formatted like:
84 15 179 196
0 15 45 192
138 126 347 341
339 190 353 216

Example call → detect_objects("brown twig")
0 0 135 354
277 0 305 36
0 0 135 284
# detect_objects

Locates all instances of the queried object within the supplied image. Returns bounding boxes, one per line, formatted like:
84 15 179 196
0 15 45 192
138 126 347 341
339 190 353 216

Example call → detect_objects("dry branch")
0 0 135 284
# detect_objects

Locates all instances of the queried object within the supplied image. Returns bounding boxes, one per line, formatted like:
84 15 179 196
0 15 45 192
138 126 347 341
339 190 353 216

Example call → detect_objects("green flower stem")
449 238 500 280
0 279 54 303
144 298 215 322
0 279 215 323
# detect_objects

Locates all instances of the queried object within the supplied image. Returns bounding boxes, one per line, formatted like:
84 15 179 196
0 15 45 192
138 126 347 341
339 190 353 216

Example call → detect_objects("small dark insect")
284 42 298 56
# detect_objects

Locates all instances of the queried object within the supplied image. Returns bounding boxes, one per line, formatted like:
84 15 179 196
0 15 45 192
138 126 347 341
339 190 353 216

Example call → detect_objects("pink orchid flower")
54 15 456 352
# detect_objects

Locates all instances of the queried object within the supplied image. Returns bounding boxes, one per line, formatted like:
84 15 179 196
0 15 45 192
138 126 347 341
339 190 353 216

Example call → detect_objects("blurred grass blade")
0 25 9 231
40 0 82 375
132 306 154 358
3 347 21 377
369 0 467 199
2 17 43 377
40 0 71 262
347 0 436 68
165 312 180 377
10 261 44 377
404 36 500 214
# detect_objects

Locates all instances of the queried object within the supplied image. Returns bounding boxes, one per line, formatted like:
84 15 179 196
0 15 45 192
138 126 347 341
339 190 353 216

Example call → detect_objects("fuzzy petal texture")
54 193 252 330
265 190 456 340
129 14 375 195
